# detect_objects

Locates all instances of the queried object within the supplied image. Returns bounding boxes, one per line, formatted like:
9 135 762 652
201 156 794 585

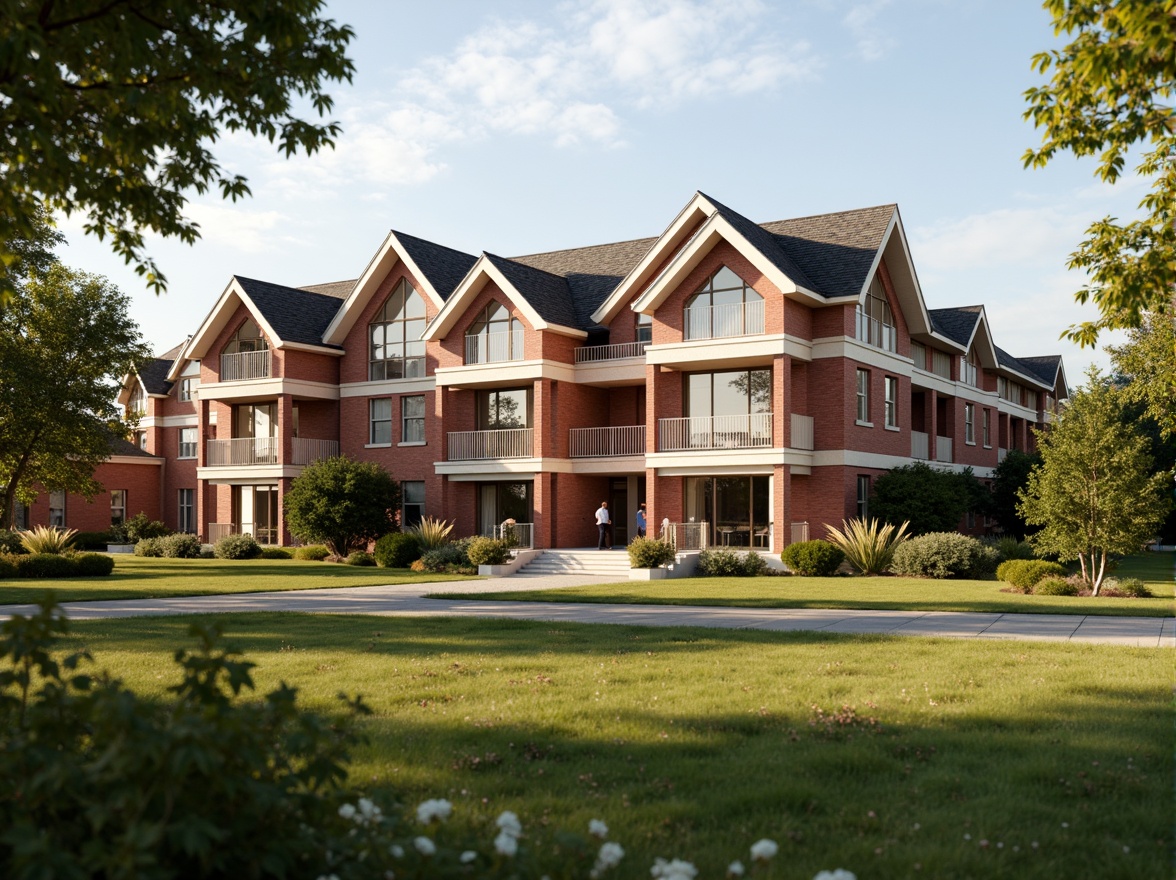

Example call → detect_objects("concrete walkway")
1 574 1171 647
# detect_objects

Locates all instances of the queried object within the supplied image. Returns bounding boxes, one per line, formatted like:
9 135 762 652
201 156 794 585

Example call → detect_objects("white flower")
593 841 625 874
414 836 437 856
496 810 523 838
389 845 405 859
727 860 745 878
750 839 778 862
651 857 698 880
416 798 454 824
495 830 519 857
357 797 383 824
813 871 856 880
338 803 357 820
589 818 609 839
460 851 478 864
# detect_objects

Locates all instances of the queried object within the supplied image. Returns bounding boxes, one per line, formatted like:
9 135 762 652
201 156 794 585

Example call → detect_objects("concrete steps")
514 549 631 577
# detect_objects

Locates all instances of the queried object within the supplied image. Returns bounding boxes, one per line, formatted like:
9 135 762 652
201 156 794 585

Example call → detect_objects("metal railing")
207 523 235 542
206 437 279 466
220 350 271 381
447 428 533 460
911 430 929 460
660 520 709 551
855 311 897 352
658 413 772 451
465 330 524 364
684 299 765 340
790 522 810 544
292 438 339 465
935 436 953 463
569 425 645 458
495 521 534 549
790 413 814 450
574 340 650 363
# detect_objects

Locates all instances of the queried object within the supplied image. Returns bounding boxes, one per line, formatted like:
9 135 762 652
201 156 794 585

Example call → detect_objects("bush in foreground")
627 537 676 569
214 533 261 560
1033 575 1079 596
698 549 767 577
345 551 376 566
136 534 201 558
0 552 114 579
373 532 422 568
890 532 998 579
283 456 400 557
0 530 25 555
996 559 1068 591
260 546 293 559
414 539 474 574
466 536 511 567
781 540 844 576
293 545 330 561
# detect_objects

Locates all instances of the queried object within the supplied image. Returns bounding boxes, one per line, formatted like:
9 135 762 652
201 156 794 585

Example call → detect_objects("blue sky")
59 0 1143 381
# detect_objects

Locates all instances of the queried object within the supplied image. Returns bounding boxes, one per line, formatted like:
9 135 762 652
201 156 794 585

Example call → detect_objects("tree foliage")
0 254 152 529
1107 312 1176 440
870 462 987 536
0 0 355 301
988 449 1043 540
1023 0 1176 345
1018 367 1170 593
283 457 399 557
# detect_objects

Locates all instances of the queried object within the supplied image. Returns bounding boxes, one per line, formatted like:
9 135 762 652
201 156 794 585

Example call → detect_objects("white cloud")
842 0 895 62
184 204 285 253
910 206 1088 272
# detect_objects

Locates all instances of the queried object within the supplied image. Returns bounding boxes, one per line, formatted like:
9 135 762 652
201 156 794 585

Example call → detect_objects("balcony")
292 438 340 465
447 428 533 461
658 413 772 451
684 299 765 340
220 350 271 381
790 414 814 450
569 425 645 458
912 430 929 460
205 437 338 467
998 447 1008 463
854 311 897 353
465 330 524 365
935 437 953 463
574 341 649 363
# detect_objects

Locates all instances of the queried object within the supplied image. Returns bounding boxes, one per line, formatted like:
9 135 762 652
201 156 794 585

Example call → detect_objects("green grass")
54 613 1171 879
0 555 478 605
443 552 1176 618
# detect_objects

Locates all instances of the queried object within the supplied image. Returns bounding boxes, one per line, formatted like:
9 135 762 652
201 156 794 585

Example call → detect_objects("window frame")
402 481 425 530
369 278 427 381
110 490 127 526
369 398 393 446
465 302 524 364
178 426 198 459
982 408 991 448
856 475 870 520
684 265 764 340
48 490 65 527
883 376 898 429
178 488 195 534
401 395 425 444
855 369 871 425
964 402 976 445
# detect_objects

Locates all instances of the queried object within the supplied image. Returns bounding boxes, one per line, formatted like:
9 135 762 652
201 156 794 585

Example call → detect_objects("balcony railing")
790 522 810 544
660 521 709 551
494 521 534 549
207 523 235 542
574 341 650 363
206 437 279 466
465 330 524 365
935 436 953 463
220 350 271 381
855 311 897 353
790 413 814 450
448 428 533 461
684 299 765 340
292 438 339 465
911 430 929 460
658 413 772 451
569 425 645 458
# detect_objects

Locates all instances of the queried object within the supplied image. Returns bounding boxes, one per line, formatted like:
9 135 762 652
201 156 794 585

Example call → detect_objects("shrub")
870 461 988 535
0 530 27 554
345 551 375 566
283 456 400 556
996 559 1068 590
160 534 203 559
74 553 115 577
417 540 472 574
741 551 769 576
627 537 676 568
1100 577 1154 598
408 516 454 551
989 536 1036 562
122 512 170 542
134 537 164 557
781 540 844 576
1033 575 1079 596
293 545 330 561
213 533 261 560
72 530 112 551
373 532 422 568
466 537 511 566
260 546 293 559
19 525 77 554
825 518 910 575
14 553 77 578
698 549 765 577
890 532 997 579
0 555 17 579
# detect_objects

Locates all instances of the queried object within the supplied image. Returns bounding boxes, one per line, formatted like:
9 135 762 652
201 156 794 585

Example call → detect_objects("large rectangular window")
477 388 531 429
401 395 425 443
48 491 65 527
370 398 392 445
965 403 976 444
856 369 870 424
178 489 195 533
682 370 772 448
884 376 898 428
855 278 896 352
110 490 127 526
402 481 425 529
910 341 927 371
178 427 198 458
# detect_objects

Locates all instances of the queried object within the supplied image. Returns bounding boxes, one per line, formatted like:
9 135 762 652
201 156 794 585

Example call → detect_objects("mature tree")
1107 312 1176 439
1023 0 1176 345
0 1 354 301
283 457 399 557
870 462 987 536
1019 367 1170 593
0 263 153 528
988 450 1044 540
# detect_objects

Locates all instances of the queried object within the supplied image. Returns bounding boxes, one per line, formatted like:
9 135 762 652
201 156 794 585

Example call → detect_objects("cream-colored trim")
811 448 995 477
645 333 807 369
568 456 646 475
433 358 576 389
573 358 647 387
200 475 286 487
172 278 282 377
996 399 1040 420
107 455 162 466
398 441 427 448
340 377 436 397
811 336 912 371
157 414 199 428
435 458 575 478
277 340 345 356
654 463 778 477
874 208 933 337
647 447 811 470
196 378 341 402
198 465 307 481
365 443 393 449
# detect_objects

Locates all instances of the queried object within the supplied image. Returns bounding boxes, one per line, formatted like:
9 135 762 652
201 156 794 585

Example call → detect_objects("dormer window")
855 277 896 352
225 319 268 355
684 266 764 340
636 312 652 345
370 278 427 380
960 350 979 387
221 319 270 381
465 302 524 364
127 383 146 417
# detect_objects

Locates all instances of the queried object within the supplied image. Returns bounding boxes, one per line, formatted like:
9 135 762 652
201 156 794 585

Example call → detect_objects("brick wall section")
24 460 163 533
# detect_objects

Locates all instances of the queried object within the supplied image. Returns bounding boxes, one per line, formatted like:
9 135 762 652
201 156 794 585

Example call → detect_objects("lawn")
54 612 1172 880
0 556 478 605
442 552 1176 618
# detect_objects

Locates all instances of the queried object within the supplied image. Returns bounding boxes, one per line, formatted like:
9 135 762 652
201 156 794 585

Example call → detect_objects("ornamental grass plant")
824 518 909 575
18 525 77 554
409 517 455 551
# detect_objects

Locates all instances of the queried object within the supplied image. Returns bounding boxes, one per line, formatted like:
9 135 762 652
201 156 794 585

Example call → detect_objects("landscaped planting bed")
61 612 1172 880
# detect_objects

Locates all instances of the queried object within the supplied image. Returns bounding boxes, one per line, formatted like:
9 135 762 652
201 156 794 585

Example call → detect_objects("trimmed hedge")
292 545 330 561
890 532 999 579
466 537 511 567
345 551 376 566
416 539 474 574
1033 576 1079 596
997 559 1068 590
781 540 844 577
213 534 262 560
0 552 114 579
627 537 676 569
73 531 113 551
373 532 422 568
260 547 293 559
698 549 767 577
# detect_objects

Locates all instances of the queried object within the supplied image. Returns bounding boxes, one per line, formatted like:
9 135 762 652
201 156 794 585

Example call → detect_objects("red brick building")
34 193 1069 549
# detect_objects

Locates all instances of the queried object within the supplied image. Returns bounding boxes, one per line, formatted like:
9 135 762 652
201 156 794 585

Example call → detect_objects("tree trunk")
1090 551 1107 596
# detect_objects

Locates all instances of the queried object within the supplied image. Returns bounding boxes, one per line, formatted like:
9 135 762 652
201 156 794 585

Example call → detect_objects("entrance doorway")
234 485 279 544
609 478 628 547
685 475 770 548
477 481 532 536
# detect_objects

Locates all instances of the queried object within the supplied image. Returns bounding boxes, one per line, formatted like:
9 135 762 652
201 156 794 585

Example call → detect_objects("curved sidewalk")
1 575 1171 647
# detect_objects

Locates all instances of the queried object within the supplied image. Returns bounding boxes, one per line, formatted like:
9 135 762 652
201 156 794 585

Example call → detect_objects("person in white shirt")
595 501 611 549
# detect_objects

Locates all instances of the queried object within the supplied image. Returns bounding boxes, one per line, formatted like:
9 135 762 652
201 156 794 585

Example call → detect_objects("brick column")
927 389 938 461
774 463 789 553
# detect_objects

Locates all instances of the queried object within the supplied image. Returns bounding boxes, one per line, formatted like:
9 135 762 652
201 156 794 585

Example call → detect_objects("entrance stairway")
513 549 631 578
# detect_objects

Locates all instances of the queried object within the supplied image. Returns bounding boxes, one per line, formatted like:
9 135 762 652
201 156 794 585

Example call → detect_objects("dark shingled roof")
107 433 157 459
235 276 345 349
138 357 175 395
702 193 819 293
484 254 582 329
1018 354 1063 388
760 204 895 297
299 279 355 299
995 346 1052 388
394 231 478 301
929 306 982 347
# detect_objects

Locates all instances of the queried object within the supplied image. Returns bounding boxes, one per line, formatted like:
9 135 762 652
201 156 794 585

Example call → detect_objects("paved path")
1 575 1171 647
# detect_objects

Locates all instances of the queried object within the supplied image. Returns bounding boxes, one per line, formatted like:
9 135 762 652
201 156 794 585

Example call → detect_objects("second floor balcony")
465 330 524 365
658 413 772 451
684 299 765 341
220 350 271 382
569 425 645 458
205 436 338 467
574 341 650 363
448 428 533 461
